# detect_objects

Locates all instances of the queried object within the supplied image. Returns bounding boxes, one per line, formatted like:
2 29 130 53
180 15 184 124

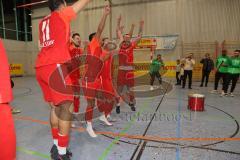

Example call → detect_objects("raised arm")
116 15 124 42
95 5 111 40
128 24 135 38
116 15 121 38
72 0 91 14
133 20 144 44
117 27 124 42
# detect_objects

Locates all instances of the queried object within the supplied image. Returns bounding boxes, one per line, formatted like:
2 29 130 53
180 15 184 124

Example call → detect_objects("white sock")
99 114 112 126
58 146 67 155
53 139 58 146
86 122 97 138
87 121 92 128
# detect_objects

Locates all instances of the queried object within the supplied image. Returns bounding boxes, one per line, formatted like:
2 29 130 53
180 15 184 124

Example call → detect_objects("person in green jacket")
211 50 231 96
225 50 240 97
149 54 164 90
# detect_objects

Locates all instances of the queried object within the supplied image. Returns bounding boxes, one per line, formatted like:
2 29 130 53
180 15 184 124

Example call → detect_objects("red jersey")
69 44 83 80
119 41 137 66
36 7 76 67
84 37 103 81
100 50 113 80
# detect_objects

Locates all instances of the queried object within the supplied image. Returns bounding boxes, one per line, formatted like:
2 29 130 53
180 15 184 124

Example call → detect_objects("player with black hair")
82 5 111 138
115 15 144 114
0 39 16 160
69 33 83 119
35 0 91 159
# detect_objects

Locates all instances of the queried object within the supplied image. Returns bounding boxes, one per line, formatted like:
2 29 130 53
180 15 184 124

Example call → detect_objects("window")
0 0 32 41
0 0 4 37
3 0 16 39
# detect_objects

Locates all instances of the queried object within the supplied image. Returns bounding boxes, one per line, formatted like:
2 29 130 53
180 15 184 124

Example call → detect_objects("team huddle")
35 0 144 160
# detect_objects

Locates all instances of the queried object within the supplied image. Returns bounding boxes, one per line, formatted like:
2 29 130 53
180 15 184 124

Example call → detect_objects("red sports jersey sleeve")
59 6 76 23
89 37 101 57
132 41 137 48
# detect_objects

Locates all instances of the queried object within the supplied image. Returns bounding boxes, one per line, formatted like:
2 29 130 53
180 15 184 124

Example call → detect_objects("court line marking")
102 134 240 155
14 116 240 142
14 115 240 159
176 83 182 160
130 82 171 160
17 146 50 160
98 99 154 160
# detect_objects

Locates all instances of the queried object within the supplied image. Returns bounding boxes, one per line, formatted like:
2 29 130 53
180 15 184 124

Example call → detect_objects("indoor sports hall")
0 0 240 160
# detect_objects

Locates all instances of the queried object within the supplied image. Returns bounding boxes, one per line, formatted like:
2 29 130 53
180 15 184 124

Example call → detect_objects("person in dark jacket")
200 53 214 87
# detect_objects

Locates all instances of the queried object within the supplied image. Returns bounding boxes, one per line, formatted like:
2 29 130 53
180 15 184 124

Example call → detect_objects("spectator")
181 53 195 89
175 59 181 85
179 63 185 86
200 53 214 87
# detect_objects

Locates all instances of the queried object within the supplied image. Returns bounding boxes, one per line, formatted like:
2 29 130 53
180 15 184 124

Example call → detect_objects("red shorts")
66 76 80 95
36 64 74 106
82 78 101 99
117 70 135 87
101 78 115 96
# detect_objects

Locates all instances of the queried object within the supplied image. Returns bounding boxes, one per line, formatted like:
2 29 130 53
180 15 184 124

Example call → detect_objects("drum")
188 94 205 111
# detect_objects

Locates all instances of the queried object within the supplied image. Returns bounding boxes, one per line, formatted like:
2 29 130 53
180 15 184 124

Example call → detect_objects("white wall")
31 0 240 48
36 0 240 41
2 39 37 75
31 0 240 42
5 0 239 75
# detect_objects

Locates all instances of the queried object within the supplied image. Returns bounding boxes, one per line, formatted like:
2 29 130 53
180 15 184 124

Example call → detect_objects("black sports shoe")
66 149 72 157
58 154 71 160
50 145 72 160
131 106 136 111
129 103 136 111
116 106 120 114
50 145 58 160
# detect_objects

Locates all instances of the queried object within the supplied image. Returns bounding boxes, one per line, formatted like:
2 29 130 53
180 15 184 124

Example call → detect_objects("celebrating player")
0 39 16 160
82 5 111 138
69 33 83 115
115 16 144 114
96 37 118 126
35 0 91 159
